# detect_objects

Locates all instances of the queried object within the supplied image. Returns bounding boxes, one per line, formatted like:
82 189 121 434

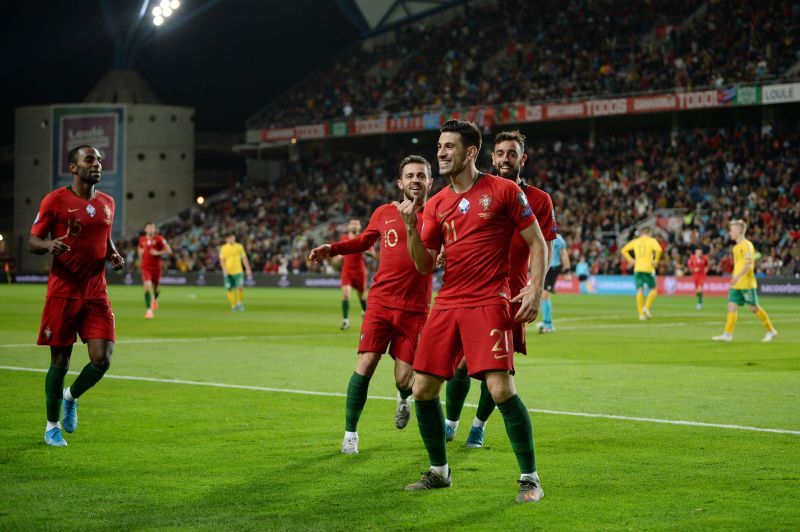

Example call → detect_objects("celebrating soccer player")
336 218 369 330
687 247 709 310
395 120 548 503
219 233 253 311
138 222 172 319
443 130 558 450
29 145 125 447
712 220 778 342
309 156 434 455
621 226 663 320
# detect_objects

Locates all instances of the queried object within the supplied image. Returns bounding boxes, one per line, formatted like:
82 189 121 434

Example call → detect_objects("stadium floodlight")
196 196 205 205
152 6 162 16
153 15 164 26
160 0 170 8
170 0 180 9
162 6 173 17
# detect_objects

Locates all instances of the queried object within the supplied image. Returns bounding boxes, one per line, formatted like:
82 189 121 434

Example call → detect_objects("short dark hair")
494 130 526 152
67 145 95 165
440 120 481 152
398 155 432 177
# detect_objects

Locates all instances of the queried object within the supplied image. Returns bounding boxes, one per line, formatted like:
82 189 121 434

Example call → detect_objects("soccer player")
713 220 778 342
538 233 570 333
443 130 558 449
621 226 662 320
138 222 172 319
395 120 548 503
337 218 368 330
687 247 709 310
219 233 252 311
309 156 434 455
29 145 125 447
575 254 594 292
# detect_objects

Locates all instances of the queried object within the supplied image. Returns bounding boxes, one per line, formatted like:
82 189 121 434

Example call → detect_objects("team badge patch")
479 194 493 211
521 206 533 219
44 327 52 340
86 204 96 217
104 205 112 219
458 198 470 214
518 192 530 207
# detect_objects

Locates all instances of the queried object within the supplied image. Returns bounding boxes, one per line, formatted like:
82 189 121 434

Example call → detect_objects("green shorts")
728 288 758 307
224 273 244 291
634 272 656 289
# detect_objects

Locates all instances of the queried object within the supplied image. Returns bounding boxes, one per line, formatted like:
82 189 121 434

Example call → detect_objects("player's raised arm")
512 221 547 322
393 197 436 275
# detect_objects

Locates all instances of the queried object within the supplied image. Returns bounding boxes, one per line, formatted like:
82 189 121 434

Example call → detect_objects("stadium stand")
119 119 800 280
250 0 799 129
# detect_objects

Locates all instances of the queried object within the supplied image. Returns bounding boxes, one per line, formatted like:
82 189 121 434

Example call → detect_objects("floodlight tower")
99 0 224 68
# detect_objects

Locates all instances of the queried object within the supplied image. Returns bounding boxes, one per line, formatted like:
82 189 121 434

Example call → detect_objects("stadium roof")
334 0 467 37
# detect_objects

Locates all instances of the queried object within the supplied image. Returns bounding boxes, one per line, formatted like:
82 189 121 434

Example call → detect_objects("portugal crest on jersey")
480 194 493 211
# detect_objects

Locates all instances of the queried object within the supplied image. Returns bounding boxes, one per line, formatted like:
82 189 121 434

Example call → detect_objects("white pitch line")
1 365 798 436
0 333 348 349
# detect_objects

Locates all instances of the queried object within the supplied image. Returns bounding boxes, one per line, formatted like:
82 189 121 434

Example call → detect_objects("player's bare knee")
412 373 441 401
50 347 72 368
355 352 380 376
396 369 413 391
485 373 515 403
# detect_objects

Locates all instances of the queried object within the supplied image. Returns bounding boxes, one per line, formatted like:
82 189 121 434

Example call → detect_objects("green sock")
496 394 536 474
342 300 350 319
68 362 108 399
45 365 68 422
476 380 496 422
145 292 151 309
698 293 703 304
445 365 470 421
397 384 412 400
345 372 370 432
359 299 367 312
415 397 447 466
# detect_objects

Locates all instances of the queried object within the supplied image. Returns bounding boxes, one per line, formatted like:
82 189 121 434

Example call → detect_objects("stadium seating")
252 0 799 128
119 120 800 279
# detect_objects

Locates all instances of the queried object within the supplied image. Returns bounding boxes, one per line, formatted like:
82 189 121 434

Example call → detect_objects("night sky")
3 0 361 145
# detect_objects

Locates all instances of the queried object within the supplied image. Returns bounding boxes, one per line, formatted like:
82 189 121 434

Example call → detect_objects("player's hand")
110 253 125 271
436 250 447 269
392 198 420 228
47 236 70 255
309 244 332 263
511 285 542 323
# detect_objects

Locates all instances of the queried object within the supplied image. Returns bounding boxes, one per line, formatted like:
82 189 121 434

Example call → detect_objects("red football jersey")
508 183 556 297
421 173 536 309
331 204 431 312
688 255 709 276
339 233 367 275
30 187 115 299
139 234 167 269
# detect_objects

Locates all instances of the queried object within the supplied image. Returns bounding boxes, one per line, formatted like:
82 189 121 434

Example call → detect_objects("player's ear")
396 178 403 191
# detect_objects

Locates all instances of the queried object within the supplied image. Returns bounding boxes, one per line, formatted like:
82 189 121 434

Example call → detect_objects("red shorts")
358 304 427 365
141 266 162 284
415 304 515 380
693 276 706 289
341 270 366 293
38 297 116 346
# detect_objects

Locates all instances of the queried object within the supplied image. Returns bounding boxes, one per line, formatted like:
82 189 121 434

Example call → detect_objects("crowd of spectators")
119 119 800 280
256 0 800 128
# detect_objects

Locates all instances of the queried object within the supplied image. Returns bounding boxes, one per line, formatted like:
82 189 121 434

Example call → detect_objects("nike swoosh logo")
68 208 79 212
493 354 510 359
438 208 455 219
385 219 396 224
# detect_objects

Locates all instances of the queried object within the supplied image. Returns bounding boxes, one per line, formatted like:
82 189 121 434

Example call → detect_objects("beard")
79 168 101 185
495 164 520 180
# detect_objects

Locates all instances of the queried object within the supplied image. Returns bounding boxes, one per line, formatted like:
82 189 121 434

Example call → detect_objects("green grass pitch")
1 284 798 530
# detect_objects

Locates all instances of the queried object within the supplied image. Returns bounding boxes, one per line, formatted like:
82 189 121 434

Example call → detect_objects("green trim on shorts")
634 272 656 289
727 288 758 306
224 273 244 291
